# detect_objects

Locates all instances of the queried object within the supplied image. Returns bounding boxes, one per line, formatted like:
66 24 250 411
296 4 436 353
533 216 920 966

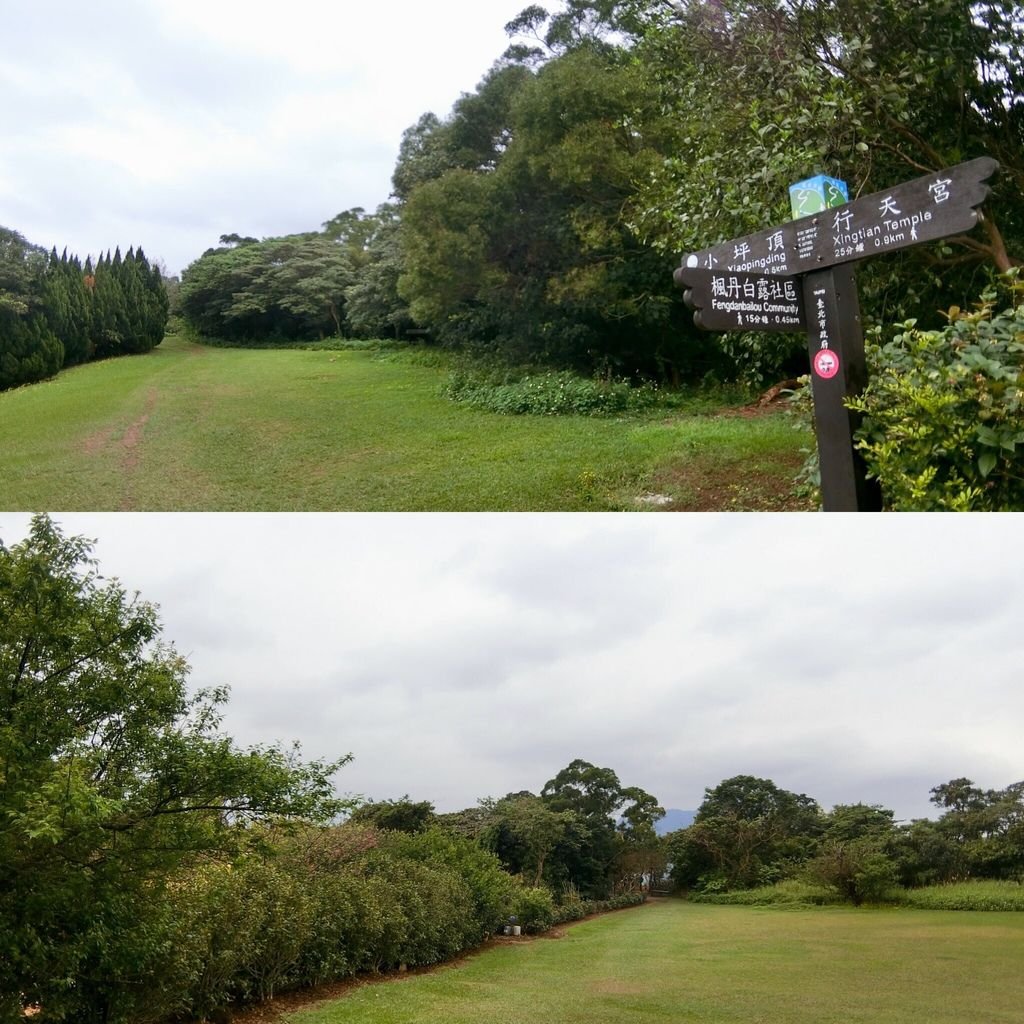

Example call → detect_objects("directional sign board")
683 157 997 276
674 267 805 332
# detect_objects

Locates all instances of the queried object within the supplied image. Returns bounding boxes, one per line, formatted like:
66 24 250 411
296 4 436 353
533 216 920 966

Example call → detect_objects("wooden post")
801 265 881 511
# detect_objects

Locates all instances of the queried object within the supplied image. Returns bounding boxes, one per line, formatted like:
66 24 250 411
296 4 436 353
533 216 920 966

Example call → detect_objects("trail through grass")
287 900 1024 1024
0 336 811 511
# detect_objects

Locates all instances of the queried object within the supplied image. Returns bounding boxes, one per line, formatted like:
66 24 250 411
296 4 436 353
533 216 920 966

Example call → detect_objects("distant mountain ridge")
656 809 695 835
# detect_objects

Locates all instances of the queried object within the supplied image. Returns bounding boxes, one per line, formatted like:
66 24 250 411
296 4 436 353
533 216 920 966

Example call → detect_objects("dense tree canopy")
0 516 348 1021
628 0 1023 380
395 43 725 381
348 796 437 833
178 206 408 342
670 775 823 889
173 0 1020 398
1 228 168 390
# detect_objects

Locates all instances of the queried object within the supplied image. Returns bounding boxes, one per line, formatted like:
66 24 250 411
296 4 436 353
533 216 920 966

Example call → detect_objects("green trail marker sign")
789 174 849 219
674 157 999 511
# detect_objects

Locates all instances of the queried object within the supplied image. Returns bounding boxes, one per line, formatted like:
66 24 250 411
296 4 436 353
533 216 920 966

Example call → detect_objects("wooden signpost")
674 157 999 511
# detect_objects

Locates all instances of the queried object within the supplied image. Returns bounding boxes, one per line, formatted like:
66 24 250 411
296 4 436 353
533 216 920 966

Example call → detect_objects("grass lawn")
0 335 812 511
286 900 1024 1024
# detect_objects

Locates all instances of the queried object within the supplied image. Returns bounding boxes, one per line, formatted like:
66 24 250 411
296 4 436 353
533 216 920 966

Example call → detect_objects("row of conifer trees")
0 230 169 391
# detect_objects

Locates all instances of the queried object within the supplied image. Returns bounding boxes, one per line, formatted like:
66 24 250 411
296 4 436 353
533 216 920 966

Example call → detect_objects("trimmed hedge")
33 822 651 1024
61 825 513 1024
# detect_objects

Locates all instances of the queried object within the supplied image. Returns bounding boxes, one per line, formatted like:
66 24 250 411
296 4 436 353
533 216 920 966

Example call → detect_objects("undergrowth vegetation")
689 879 1024 911
443 367 662 416
441 360 752 417
893 880 1024 912
689 879 845 907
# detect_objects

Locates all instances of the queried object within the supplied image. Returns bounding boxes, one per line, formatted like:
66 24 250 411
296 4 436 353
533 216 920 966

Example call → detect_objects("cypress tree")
90 253 122 359
0 310 64 389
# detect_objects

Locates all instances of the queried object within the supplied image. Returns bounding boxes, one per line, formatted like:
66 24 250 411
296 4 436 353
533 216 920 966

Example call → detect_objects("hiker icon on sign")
813 348 840 379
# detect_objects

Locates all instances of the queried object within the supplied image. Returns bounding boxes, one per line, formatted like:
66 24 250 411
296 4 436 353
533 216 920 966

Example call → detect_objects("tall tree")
348 796 436 833
0 516 348 1022
483 793 583 886
0 227 64 389
631 0 1022 331
396 45 719 380
343 205 413 338
670 775 823 890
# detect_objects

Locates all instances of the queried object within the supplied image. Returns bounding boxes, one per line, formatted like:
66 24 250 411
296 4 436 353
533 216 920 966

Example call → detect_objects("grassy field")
0 335 811 511
286 900 1024 1024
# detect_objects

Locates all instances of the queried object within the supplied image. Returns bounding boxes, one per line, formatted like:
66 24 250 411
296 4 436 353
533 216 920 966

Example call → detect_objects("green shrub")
291 869 362 985
552 882 588 923
690 879 843 907
893 880 1024 911
188 332 406 352
361 852 481 968
513 886 557 933
849 284 1024 510
382 827 518 940
234 858 319 1002
171 860 267 1020
804 840 901 906
443 367 662 417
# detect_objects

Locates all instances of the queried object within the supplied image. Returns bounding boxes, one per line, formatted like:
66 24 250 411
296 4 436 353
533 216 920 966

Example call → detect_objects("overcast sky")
2 0 529 275
1 512 1020 823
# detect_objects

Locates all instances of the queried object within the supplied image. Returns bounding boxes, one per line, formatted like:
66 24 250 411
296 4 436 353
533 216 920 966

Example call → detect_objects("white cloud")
1 512 1021 822
1 0 528 272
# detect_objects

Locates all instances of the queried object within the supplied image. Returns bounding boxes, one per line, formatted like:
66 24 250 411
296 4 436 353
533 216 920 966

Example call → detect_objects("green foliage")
689 879 843 907
804 839 901 905
926 777 1024 881
893 880 1024 912
483 793 584 888
707 878 1024 911
1 228 59 389
1 228 167 390
179 234 354 341
513 885 557 933
849 285 1024 510
349 796 437 833
395 45 721 382
633 0 1022 285
0 517 349 1022
342 206 412 338
379 827 519 939
622 0 1024 382
180 207 408 344
671 775 823 892
443 366 662 415
359 854 480 968
0 312 64 389
539 759 625 898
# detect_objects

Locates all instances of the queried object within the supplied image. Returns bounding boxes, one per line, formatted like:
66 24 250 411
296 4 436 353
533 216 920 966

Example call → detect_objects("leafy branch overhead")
1 516 352 1018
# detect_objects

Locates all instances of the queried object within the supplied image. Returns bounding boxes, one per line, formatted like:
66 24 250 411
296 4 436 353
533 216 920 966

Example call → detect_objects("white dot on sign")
686 255 698 268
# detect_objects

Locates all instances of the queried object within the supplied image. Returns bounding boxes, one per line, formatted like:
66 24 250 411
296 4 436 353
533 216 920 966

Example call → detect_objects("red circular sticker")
813 348 840 379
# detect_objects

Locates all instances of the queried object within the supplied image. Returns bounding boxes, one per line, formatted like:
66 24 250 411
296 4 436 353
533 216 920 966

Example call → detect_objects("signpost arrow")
674 267 805 332
682 157 997 277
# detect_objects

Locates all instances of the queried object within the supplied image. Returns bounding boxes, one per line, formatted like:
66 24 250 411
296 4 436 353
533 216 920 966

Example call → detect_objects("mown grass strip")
0 336 810 511
288 900 1024 1024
